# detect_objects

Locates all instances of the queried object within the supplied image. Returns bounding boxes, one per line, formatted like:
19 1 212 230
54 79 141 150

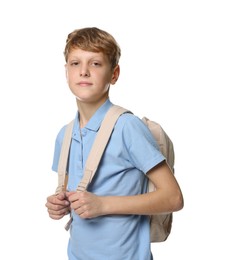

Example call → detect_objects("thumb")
66 191 76 199
56 191 67 200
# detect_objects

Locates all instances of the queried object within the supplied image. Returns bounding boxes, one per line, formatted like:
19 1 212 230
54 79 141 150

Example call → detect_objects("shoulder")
116 112 151 136
55 124 67 144
116 112 145 128
114 111 160 149
54 119 76 150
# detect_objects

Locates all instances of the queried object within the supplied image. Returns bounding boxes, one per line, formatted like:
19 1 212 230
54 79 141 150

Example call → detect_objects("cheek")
99 70 113 83
66 70 77 84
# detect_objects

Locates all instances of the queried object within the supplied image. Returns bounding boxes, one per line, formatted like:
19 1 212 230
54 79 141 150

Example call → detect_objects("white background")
0 0 226 259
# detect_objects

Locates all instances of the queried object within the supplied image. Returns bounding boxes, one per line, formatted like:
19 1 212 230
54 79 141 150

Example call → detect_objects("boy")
45 27 183 260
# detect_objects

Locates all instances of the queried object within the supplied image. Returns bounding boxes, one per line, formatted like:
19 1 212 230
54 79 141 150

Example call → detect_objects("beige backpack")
55 105 175 242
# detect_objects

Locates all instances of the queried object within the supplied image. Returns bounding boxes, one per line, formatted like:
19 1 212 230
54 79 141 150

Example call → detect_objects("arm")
67 161 184 219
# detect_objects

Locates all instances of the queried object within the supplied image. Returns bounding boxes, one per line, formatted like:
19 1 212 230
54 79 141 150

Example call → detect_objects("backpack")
55 105 175 242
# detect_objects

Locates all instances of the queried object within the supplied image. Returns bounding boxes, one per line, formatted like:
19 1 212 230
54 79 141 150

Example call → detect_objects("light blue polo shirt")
52 99 165 260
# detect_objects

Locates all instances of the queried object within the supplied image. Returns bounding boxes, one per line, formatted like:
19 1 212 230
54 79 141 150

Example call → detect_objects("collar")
73 99 113 135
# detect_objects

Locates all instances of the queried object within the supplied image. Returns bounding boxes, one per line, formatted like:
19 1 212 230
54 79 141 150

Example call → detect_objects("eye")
91 61 101 67
70 61 79 66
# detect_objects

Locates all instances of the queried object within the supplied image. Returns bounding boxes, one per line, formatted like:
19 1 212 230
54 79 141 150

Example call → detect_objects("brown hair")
64 27 121 69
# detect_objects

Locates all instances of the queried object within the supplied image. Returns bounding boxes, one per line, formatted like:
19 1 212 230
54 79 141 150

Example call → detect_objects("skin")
45 48 184 220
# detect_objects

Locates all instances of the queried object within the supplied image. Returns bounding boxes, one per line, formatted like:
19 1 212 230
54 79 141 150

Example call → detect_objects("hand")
45 192 70 220
66 191 104 219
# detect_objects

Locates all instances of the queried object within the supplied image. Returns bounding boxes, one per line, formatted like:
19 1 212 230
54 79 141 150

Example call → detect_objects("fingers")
65 191 84 214
66 191 77 200
47 206 70 220
66 191 83 207
45 192 70 220
66 191 102 219
45 199 69 211
46 191 102 220
56 191 67 201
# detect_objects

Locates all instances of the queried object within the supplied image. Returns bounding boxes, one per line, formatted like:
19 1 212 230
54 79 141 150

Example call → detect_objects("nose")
80 65 90 77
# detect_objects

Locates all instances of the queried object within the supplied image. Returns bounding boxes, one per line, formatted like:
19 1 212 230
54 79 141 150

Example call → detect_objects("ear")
110 65 120 85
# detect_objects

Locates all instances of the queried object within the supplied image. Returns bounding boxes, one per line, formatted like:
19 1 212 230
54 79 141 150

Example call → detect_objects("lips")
77 81 92 86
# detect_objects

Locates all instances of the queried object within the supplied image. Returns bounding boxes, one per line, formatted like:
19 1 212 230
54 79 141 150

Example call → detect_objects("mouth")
77 81 92 87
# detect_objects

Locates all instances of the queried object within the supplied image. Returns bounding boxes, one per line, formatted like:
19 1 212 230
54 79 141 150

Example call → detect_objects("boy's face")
65 48 119 104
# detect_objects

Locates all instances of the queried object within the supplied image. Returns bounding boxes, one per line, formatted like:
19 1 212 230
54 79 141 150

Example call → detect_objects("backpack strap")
55 120 74 194
77 105 130 191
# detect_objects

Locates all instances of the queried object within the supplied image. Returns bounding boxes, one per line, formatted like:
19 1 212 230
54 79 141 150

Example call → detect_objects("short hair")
64 27 121 69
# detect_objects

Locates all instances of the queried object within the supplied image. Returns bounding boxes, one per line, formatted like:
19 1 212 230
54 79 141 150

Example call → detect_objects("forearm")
66 161 184 219
101 189 182 216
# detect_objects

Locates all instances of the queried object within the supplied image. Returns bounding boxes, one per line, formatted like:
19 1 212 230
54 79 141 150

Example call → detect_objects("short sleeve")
51 125 67 172
121 115 165 174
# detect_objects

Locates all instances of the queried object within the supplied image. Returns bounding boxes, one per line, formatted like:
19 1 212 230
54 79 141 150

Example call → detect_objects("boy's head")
64 27 121 70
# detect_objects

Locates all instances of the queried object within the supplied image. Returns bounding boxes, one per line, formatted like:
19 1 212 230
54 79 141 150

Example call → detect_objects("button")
81 129 87 136
72 132 80 141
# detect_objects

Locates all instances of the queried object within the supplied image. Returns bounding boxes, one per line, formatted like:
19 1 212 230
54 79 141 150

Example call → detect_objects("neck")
76 98 108 128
